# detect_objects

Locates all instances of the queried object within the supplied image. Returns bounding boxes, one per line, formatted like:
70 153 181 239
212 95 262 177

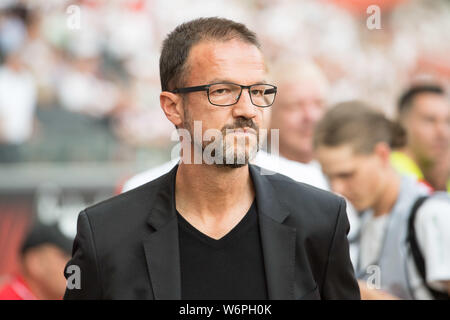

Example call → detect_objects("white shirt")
251 151 330 190
121 150 330 192
0 67 36 144
409 195 450 299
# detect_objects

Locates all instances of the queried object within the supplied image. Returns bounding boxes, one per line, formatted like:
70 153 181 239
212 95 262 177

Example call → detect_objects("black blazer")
64 164 360 300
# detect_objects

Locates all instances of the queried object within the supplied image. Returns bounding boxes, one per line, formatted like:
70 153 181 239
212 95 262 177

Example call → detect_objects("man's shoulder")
263 166 340 202
83 170 172 225
253 165 344 220
252 152 329 190
122 158 179 192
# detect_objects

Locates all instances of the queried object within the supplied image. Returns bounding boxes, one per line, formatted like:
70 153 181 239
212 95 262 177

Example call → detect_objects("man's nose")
232 89 257 120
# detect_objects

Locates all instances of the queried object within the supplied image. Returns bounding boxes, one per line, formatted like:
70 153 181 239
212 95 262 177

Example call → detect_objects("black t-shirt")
177 200 268 300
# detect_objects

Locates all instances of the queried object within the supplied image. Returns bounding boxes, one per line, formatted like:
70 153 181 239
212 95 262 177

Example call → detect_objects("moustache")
221 118 258 133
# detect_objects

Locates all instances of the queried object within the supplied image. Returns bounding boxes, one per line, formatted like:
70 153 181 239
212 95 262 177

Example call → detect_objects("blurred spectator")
263 58 329 187
0 51 37 162
56 56 119 118
314 101 450 299
0 222 72 300
392 84 450 192
269 60 327 160
20 13 62 108
0 4 28 57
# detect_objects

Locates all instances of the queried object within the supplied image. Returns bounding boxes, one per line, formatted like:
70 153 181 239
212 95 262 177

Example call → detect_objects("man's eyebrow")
337 171 355 177
207 78 269 85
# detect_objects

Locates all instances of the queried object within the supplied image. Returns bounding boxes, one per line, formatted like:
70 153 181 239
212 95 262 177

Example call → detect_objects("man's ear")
374 142 391 167
160 91 183 127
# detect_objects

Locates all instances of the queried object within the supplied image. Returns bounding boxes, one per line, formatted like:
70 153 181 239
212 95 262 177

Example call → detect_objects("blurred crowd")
1 0 449 163
0 0 449 300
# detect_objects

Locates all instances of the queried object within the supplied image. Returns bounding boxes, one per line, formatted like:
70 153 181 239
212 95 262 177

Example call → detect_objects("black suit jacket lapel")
249 165 297 300
143 164 181 300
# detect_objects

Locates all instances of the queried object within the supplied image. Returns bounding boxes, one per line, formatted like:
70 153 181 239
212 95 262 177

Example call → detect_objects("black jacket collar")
146 164 291 229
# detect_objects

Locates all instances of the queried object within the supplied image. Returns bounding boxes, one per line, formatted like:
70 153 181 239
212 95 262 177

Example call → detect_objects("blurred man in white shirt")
0 52 36 162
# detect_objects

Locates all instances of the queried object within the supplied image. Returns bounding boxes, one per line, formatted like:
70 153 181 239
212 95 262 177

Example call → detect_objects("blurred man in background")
314 101 450 300
391 84 450 192
268 58 328 164
251 58 331 189
0 222 72 300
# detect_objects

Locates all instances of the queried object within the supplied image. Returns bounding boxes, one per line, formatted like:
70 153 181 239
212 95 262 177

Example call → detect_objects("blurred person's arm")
357 280 400 300
415 195 450 297
64 211 102 299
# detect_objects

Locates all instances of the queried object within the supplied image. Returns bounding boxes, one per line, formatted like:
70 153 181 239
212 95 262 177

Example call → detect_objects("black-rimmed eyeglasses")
170 82 277 108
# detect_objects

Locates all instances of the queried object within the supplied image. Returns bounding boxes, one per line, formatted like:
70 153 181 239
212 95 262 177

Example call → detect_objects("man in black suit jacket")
64 17 359 300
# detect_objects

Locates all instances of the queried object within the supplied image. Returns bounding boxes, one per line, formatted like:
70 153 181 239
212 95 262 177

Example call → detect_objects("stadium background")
0 0 449 282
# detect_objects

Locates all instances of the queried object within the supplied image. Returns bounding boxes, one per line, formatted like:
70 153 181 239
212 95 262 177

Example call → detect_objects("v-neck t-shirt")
177 200 268 300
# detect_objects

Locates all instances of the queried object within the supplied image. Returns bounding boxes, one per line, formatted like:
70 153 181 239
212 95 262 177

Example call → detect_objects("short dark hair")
314 100 399 154
21 222 73 256
398 84 445 116
159 17 261 92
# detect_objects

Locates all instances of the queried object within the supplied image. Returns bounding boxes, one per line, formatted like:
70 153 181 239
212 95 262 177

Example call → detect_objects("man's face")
403 93 450 165
180 39 268 167
40 245 71 299
23 244 70 299
271 79 326 161
316 144 386 212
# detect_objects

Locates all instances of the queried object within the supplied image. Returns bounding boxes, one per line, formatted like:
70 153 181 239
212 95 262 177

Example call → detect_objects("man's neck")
175 163 255 220
279 147 313 164
175 162 256 240
401 147 433 171
400 147 419 165
372 170 401 217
